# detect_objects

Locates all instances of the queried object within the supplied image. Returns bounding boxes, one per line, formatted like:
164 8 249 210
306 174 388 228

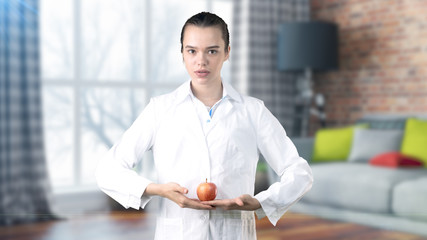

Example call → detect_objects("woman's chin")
191 77 220 86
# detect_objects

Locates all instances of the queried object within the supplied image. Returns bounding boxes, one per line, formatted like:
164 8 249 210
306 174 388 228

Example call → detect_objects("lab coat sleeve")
95 99 157 210
253 102 313 225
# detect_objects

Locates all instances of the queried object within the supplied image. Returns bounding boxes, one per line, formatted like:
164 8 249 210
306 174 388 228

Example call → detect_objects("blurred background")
1 0 427 234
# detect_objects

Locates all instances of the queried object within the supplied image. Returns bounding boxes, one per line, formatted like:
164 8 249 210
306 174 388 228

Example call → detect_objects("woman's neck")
191 80 223 108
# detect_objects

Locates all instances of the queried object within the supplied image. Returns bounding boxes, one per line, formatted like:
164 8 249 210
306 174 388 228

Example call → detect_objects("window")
41 0 233 192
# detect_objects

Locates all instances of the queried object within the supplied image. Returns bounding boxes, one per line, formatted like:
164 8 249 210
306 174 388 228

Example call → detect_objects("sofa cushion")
301 163 427 213
312 125 367 163
401 118 427 167
347 129 403 163
393 177 427 221
370 152 423 168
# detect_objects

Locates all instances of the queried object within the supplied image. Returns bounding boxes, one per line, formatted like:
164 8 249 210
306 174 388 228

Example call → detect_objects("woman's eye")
208 50 217 54
188 49 195 54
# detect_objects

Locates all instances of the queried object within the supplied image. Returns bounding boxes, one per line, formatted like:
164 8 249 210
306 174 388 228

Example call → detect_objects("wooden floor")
1 211 426 240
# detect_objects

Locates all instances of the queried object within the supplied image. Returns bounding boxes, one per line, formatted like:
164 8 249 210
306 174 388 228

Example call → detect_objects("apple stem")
206 178 207 183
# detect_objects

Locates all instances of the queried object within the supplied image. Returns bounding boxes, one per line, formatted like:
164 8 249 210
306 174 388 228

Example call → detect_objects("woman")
96 12 313 240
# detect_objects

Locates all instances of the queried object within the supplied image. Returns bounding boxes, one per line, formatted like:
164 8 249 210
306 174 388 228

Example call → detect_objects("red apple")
197 178 217 201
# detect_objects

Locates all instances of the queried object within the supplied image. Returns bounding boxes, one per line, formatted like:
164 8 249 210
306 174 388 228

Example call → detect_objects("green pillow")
312 125 367 162
401 118 427 167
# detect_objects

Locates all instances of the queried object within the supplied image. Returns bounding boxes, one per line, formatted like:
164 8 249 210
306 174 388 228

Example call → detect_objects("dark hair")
180 12 230 53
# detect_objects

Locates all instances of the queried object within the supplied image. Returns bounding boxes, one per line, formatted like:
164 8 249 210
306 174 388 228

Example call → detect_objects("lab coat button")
201 215 207 221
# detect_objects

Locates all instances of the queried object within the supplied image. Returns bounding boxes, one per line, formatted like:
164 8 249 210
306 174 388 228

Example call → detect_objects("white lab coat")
96 80 313 240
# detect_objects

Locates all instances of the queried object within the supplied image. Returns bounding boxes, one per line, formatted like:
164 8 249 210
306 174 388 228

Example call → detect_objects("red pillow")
369 152 424 168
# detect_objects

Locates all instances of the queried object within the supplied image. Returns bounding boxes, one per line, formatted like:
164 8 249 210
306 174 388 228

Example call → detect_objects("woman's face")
182 25 230 87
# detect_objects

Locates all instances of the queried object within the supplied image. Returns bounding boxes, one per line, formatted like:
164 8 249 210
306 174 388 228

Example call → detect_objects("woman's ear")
225 46 231 61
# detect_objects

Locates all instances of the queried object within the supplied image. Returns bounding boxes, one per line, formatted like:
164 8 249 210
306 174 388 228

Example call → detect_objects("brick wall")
310 0 427 132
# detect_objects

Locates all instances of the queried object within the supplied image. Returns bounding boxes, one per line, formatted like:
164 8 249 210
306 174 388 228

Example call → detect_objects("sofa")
272 115 427 236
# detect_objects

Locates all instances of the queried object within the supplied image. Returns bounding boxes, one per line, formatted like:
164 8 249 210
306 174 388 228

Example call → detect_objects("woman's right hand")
144 182 214 210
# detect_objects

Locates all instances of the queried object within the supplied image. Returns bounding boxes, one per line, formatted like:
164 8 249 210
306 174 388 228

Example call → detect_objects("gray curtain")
0 0 54 225
232 0 310 136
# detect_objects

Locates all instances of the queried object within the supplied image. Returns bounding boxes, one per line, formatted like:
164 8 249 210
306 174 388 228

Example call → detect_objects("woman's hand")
201 194 261 211
145 182 214 210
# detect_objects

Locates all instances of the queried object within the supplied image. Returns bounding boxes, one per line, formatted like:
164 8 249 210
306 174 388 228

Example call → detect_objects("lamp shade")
277 21 338 71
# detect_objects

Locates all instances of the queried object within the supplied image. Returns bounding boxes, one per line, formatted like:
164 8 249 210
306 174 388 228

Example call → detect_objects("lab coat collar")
174 80 243 106
223 80 243 103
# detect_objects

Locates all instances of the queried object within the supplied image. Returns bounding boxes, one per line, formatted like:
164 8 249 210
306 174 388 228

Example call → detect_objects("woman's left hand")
202 194 261 211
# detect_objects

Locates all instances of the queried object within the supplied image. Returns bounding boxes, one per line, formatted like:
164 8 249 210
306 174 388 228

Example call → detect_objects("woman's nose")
196 53 207 66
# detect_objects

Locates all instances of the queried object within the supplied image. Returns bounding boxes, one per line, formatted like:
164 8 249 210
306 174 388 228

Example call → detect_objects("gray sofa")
276 115 427 236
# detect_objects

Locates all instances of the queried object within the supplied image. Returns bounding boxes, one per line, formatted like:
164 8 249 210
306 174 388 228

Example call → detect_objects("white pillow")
347 129 403 163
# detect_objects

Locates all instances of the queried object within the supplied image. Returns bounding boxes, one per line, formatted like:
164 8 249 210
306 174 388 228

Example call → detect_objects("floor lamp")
277 21 338 136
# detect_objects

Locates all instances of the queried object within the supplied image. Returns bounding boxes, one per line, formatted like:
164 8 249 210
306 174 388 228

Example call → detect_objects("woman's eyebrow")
184 45 220 49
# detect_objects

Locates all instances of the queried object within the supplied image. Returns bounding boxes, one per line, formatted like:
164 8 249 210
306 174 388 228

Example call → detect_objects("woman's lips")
195 70 210 78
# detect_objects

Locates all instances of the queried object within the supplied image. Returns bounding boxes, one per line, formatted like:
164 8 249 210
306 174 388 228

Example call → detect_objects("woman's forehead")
183 25 224 47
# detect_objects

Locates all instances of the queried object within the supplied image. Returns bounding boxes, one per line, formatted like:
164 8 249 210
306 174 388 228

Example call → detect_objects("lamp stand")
297 67 312 137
